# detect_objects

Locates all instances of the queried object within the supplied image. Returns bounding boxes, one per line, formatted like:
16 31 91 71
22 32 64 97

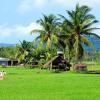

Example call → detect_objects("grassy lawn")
0 65 100 100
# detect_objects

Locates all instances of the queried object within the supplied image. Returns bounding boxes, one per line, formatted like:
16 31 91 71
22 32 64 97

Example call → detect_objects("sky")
0 0 100 44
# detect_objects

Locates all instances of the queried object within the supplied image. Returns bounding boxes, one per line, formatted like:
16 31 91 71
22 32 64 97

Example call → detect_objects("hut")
43 51 71 71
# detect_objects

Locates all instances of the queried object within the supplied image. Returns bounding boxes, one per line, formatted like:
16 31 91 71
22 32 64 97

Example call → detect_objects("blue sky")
0 0 100 44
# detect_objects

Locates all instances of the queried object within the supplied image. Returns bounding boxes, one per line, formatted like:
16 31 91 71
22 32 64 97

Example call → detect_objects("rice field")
0 64 100 100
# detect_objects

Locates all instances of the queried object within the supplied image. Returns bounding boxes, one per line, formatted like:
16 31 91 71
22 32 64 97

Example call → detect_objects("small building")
0 57 18 66
43 52 71 71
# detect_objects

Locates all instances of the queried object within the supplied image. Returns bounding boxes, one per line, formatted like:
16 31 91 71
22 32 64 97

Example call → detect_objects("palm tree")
16 40 33 64
57 22 74 61
31 14 59 50
59 4 100 60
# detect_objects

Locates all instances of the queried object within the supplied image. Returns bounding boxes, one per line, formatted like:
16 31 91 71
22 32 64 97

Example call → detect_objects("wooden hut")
43 52 71 71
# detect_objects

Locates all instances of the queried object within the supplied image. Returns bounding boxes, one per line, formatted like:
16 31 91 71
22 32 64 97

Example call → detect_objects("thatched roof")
43 56 58 68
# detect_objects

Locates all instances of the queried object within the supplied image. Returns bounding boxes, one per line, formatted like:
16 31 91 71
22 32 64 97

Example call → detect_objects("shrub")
38 59 46 68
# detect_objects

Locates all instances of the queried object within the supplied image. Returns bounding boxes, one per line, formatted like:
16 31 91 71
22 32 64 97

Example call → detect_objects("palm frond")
80 5 91 16
82 20 98 29
58 39 66 49
30 29 44 34
81 35 94 48
66 10 74 20
88 33 100 39
83 14 95 21
83 28 100 33
58 14 67 20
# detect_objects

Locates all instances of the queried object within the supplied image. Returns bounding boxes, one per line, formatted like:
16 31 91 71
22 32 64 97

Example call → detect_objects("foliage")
16 40 34 64
0 4 100 65
83 51 100 63
31 14 59 50
38 59 46 68
0 46 18 59
59 4 100 61
32 41 57 63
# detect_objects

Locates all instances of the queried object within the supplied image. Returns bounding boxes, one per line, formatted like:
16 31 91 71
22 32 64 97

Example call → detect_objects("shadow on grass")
86 70 100 74
75 70 100 74
73 70 100 74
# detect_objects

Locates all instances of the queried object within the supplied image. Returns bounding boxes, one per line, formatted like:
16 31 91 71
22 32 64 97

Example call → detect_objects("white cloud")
78 0 100 7
55 0 77 6
0 22 41 43
14 22 41 36
18 0 46 14
34 0 46 8
93 25 100 36
18 0 34 14
0 24 12 38
0 22 99 44
17 0 100 14
55 0 100 7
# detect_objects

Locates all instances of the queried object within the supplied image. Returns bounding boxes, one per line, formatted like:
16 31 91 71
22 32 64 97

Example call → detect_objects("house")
0 57 18 66
43 51 71 71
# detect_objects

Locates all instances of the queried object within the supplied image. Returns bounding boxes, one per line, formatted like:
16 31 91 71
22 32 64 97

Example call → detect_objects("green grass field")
0 64 100 100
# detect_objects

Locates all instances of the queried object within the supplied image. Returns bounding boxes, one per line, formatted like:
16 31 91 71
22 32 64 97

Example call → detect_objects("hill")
0 43 16 47
84 36 100 52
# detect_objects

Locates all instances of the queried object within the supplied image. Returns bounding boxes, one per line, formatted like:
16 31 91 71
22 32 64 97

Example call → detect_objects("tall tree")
31 14 59 50
16 40 33 64
59 4 100 60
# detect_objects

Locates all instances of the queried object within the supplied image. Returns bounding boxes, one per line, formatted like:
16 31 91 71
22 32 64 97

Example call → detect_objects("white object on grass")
0 70 6 79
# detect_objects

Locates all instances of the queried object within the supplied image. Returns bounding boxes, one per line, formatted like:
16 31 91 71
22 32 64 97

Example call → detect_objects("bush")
38 59 46 68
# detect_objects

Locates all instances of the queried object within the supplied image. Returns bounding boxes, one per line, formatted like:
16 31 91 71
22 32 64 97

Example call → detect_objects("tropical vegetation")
0 4 100 100
31 4 100 64
0 4 100 66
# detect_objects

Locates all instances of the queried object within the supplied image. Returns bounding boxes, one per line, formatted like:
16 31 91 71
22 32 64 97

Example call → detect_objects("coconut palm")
59 4 100 60
57 22 75 61
16 40 33 64
31 14 59 50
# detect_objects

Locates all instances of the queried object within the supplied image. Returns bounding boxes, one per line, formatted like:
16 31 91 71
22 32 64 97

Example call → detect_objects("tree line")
0 4 100 66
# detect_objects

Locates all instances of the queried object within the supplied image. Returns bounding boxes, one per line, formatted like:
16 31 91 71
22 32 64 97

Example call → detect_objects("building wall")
0 61 8 66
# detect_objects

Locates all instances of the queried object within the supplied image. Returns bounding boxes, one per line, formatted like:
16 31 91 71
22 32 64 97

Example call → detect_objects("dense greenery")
30 4 100 63
59 4 100 61
0 46 18 59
